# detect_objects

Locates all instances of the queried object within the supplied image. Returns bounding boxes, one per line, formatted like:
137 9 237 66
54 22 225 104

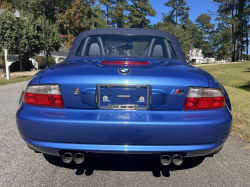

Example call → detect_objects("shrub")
35 56 46 69
35 56 56 69
48 57 56 66
0 57 5 72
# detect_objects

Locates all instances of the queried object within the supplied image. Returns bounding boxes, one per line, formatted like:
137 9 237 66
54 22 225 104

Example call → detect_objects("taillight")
184 87 225 110
24 85 64 107
101 61 150 66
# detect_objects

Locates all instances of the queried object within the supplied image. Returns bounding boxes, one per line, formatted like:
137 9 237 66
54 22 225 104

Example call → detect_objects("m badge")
171 89 184 95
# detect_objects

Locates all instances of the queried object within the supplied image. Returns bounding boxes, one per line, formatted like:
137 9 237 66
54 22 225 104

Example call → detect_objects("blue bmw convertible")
16 28 232 166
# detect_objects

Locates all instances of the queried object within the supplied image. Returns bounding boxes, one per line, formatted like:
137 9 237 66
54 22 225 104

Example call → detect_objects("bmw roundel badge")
118 68 131 75
73 87 80 96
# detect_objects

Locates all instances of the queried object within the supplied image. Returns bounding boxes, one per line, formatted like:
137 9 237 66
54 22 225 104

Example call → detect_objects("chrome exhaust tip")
160 155 171 166
62 152 74 163
74 153 85 164
171 154 183 165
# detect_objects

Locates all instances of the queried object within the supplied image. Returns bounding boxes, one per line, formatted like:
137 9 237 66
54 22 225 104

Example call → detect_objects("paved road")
1 81 250 187
0 70 40 78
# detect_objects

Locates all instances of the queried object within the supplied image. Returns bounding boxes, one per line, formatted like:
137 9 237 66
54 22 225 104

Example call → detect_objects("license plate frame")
98 84 150 110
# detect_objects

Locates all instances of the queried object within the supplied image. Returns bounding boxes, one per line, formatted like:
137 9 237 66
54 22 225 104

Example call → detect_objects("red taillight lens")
211 97 225 108
35 94 50 105
49 95 64 107
184 98 199 110
101 61 150 66
24 85 64 107
184 87 225 110
24 93 36 105
198 98 213 109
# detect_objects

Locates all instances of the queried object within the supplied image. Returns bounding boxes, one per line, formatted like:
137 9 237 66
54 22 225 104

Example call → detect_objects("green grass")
0 75 33 85
200 62 250 91
200 62 250 142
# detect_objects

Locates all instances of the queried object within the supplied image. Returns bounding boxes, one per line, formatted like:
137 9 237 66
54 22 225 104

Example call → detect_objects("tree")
83 0 109 30
164 0 190 28
110 0 130 28
98 0 115 26
127 0 156 28
154 21 192 58
194 13 215 57
60 0 88 49
0 10 60 70
211 0 240 61
213 22 232 60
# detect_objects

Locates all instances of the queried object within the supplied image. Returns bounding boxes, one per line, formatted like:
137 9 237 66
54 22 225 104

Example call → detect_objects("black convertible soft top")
67 28 186 62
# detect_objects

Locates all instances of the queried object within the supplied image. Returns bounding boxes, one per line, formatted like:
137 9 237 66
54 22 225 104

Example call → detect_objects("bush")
48 57 56 66
35 56 46 69
188 60 193 64
35 56 56 69
0 57 5 71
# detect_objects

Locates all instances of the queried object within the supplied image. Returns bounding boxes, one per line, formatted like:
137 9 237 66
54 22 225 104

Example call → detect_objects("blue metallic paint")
17 103 232 154
38 58 208 110
16 29 233 158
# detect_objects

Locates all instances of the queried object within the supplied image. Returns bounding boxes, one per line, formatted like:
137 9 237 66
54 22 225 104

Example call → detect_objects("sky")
147 0 219 25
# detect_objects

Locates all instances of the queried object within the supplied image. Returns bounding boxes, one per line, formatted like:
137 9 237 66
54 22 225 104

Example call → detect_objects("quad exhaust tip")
62 152 74 163
171 154 183 166
160 155 171 166
74 153 85 164
160 154 183 166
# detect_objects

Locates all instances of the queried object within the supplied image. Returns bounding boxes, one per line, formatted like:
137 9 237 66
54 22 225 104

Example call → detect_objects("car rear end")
16 30 232 165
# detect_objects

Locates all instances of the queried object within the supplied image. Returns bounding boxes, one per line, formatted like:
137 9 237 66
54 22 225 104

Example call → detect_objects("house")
51 43 69 63
38 43 69 64
187 48 204 64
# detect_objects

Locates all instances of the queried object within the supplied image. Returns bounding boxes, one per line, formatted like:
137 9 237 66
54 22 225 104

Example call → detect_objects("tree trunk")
106 6 108 24
236 38 239 61
232 25 236 62
176 9 177 28
247 30 249 61
232 0 235 62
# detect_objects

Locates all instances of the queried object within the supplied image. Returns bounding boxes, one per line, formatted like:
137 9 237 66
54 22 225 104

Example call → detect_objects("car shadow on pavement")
43 153 205 177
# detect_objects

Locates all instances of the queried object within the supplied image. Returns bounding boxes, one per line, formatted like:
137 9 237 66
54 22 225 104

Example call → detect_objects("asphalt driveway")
0 81 250 187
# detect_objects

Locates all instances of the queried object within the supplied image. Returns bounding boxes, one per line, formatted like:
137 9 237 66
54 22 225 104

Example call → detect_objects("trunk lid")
39 57 208 110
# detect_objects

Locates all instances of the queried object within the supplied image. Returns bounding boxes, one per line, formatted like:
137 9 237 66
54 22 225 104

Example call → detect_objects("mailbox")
7 54 19 62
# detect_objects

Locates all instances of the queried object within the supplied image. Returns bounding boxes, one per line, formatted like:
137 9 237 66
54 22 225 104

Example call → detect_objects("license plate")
98 84 150 110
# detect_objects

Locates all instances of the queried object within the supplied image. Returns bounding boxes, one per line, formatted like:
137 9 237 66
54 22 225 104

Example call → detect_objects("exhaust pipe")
160 155 171 166
74 153 85 164
171 154 183 165
62 152 74 163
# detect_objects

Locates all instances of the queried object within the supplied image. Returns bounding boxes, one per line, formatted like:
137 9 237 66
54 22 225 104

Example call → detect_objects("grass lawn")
199 62 250 142
0 75 33 85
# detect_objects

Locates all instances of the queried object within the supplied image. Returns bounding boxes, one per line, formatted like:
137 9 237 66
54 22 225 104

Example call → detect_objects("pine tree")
110 0 130 28
195 13 215 57
83 0 109 30
127 0 156 28
154 21 192 58
164 0 190 28
98 0 115 26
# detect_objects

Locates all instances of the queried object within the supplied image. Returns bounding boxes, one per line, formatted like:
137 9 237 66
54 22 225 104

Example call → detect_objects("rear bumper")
17 103 232 156
25 138 224 157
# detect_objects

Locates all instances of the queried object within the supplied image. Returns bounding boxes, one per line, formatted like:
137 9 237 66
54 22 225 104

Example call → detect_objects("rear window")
75 35 177 59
